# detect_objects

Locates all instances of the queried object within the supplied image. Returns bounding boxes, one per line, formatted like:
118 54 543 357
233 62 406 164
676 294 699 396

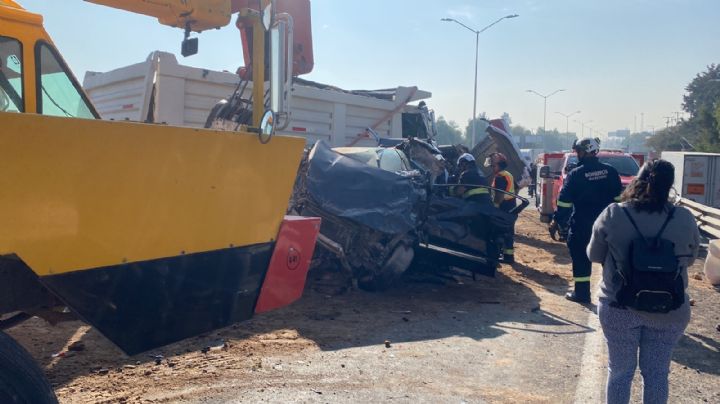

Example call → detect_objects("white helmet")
572 137 601 154
456 153 475 165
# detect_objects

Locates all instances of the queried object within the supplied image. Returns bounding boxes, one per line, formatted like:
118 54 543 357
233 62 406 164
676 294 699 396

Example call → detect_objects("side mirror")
259 110 275 143
181 37 198 57
539 165 551 179
269 22 288 121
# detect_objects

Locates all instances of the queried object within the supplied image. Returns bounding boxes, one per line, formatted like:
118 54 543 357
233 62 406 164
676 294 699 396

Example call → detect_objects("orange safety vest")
493 170 515 200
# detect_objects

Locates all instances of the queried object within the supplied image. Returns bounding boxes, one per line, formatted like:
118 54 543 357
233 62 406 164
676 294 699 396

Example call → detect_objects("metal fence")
676 197 720 239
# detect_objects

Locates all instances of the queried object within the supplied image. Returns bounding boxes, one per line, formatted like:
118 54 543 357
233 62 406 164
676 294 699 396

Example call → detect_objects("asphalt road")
8 210 720 403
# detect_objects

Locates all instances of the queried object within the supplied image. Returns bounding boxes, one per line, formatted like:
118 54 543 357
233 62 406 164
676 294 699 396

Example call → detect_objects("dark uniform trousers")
567 225 592 283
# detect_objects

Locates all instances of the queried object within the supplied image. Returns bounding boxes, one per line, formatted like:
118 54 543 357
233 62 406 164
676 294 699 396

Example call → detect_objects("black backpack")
615 207 684 313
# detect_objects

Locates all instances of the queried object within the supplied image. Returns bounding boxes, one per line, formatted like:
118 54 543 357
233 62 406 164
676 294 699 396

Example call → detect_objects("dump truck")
82 51 435 147
0 1 320 402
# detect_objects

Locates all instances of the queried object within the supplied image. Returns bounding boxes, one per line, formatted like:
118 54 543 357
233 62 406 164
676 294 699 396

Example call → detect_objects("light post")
555 110 581 134
556 110 580 149
574 119 593 137
526 89 565 134
442 14 519 146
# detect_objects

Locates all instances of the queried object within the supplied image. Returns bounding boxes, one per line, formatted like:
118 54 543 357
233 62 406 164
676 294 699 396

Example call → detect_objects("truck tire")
0 331 58 404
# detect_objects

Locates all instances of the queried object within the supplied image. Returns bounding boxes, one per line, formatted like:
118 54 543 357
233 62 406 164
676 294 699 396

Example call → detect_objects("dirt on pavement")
7 210 720 403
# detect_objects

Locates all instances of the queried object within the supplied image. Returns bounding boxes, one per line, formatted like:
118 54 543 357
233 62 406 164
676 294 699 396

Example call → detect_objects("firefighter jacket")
555 157 622 231
493 170 517 211
456 167 490 203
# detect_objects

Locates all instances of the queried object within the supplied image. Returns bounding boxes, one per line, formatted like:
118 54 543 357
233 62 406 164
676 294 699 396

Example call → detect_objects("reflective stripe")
574 276 591 282
614 196 622 202
463 187 489 198
557 200 573 208
504 249 514 254
493 170 515 200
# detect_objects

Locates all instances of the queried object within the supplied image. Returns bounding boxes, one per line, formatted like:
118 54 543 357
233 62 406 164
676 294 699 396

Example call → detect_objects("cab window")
379 149 406 172
35 42 96 118
0 36 23 112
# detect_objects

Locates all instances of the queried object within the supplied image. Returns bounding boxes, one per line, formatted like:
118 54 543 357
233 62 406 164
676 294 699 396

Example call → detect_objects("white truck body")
662 151 720 208
82 51 431 147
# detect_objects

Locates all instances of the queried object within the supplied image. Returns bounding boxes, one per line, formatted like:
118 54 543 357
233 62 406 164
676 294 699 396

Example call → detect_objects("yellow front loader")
0 1 319 402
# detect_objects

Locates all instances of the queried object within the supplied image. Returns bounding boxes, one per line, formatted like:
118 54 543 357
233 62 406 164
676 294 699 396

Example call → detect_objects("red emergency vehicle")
536 150 645 222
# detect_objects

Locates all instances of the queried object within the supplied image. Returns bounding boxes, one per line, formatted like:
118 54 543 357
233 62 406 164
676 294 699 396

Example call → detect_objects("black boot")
565 281 590 303
502 254 515 263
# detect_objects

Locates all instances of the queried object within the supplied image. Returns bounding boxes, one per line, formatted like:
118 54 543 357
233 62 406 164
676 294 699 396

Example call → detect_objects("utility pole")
633 115 637 133
663 116 672 128
640 112 644 132
674 111 682 124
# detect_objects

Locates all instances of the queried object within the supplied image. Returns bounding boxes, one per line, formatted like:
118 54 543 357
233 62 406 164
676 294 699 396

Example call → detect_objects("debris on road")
149 354 164 365
68 341 86 352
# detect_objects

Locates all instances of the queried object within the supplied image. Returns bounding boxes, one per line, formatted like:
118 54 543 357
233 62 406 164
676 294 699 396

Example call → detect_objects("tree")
646 64 720 153
435 116 465 146
536 128 571 151
646 123 694 152
683 64 720 118
464 113 489 147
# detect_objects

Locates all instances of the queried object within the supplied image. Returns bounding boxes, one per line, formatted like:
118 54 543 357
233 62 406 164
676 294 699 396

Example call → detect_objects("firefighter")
485 152 517 263
453 153 491 203
552 137 622 303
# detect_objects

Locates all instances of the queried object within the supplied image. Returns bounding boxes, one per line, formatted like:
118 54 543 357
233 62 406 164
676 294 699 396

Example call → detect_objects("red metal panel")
254 216 320 313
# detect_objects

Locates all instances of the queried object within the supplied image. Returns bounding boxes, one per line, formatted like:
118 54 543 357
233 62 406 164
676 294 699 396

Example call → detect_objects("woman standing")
587 159 700 404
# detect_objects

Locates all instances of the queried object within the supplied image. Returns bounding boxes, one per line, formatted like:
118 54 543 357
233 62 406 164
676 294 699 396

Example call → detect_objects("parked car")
536 149 643 222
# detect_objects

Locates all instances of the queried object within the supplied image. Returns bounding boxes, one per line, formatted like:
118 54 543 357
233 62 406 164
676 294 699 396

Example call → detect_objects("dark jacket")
457 166 491 203
555 156 622 232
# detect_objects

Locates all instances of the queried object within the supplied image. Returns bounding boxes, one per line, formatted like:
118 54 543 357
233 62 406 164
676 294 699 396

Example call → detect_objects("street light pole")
555 110 581 134
556 110 581 149
526 89 565 134
574 119 593 137
442 14 519 147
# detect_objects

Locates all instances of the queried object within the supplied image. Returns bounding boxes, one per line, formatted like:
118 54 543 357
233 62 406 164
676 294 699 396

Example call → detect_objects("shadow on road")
514 233 571 265
16 269 590 388
234 270 591 352
674 333 720 376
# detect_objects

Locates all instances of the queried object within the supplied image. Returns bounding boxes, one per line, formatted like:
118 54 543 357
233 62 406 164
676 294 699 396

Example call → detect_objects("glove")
549 220 567 242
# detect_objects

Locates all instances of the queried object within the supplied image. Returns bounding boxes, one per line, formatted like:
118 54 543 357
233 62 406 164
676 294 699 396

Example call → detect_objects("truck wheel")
0 331 58 404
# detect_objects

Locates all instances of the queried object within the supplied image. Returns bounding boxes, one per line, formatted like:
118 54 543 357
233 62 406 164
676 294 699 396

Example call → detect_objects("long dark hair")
620 159 675 213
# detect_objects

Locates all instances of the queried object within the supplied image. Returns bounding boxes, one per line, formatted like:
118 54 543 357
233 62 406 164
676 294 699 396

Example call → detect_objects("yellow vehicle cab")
0 0 318 359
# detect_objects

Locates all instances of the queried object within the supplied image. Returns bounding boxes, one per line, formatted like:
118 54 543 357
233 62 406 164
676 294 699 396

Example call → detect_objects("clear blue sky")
20 0 720 136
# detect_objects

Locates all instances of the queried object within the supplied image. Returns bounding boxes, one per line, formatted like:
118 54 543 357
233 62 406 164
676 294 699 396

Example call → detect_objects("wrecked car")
291 127 529 290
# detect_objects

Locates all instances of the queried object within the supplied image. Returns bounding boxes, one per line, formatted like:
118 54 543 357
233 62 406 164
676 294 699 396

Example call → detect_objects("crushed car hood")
305 141 426 234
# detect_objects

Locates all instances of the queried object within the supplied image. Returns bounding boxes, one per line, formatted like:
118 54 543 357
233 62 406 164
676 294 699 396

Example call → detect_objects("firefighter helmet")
572 137 601 154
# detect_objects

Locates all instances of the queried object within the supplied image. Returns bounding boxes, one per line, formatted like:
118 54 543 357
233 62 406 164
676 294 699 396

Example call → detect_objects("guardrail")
676 197 720 239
